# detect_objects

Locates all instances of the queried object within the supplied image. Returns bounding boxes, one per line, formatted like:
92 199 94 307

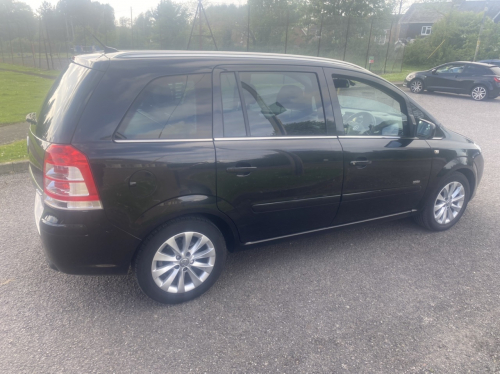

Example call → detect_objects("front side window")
332 77 408 137
421 26 432 35
236 72 327 137
115 74 212 140
435 64 465 74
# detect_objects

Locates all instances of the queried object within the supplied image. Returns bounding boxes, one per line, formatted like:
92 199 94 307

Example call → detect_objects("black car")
404 61 500 100
28 51 484 304
479 59 500 67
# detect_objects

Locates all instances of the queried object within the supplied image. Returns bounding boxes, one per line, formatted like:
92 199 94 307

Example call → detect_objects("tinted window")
221 73 246 137
490 66 500 75
464 65 490 75
36 63 94 142
435 64 465 74
116 74 212 140
332 77 408 137
238 72 326 137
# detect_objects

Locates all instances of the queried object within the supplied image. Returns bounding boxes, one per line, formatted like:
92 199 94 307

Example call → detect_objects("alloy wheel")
151 232 216 293
434 182 465 225
471 86 487 101
410 80 423 93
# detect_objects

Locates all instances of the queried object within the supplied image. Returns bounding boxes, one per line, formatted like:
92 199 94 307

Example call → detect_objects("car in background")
404 61 500 101
479 59 500 67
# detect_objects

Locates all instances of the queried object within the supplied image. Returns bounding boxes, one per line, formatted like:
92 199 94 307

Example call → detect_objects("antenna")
92 34 119 54
187 0 218 51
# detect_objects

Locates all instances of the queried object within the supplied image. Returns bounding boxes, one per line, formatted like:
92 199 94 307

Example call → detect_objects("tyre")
409 79 424 94
470 85 488 101
414 172 470 231
134 216 227 304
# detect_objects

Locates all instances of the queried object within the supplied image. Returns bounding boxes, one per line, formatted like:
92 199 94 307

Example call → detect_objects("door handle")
350 160 372 166
226 166 257 176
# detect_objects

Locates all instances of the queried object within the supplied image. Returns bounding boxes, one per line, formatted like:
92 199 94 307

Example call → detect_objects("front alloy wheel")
471 85 487 101
434 182 465 225
410 79 424 93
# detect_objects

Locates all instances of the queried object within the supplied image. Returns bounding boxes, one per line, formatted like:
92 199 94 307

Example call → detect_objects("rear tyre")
134 216 227 304
413 172 470 232
470 85 488 101
409 79 424 94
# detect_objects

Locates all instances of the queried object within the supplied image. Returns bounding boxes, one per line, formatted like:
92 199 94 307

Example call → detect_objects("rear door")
324 69 433 224
458 64 491 93
213 65 343 243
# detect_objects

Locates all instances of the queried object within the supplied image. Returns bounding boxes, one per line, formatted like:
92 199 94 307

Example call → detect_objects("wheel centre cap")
180 258 190 267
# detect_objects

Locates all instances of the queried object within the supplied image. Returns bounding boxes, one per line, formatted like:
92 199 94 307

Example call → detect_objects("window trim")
213 65 337 138
328 73 411 138
421 26 432 36
112 73 213 142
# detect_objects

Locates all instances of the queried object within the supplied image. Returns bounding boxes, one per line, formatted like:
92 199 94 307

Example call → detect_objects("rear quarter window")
115 74 212 140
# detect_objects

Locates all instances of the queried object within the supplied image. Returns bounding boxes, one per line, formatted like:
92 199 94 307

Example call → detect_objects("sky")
21 0 247 20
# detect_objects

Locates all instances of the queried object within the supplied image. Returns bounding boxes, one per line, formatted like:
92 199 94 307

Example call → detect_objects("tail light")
43 145 102 210
494 77 500 83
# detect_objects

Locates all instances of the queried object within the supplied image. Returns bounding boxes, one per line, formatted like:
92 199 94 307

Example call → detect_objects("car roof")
75 50 374 75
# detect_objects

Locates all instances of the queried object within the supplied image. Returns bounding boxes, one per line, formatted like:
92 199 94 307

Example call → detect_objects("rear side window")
116 74 212 140
464 65 490 75
220 71 327 137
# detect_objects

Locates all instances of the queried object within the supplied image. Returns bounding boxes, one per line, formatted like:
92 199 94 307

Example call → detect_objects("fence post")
16 23 25 66
383 18 394 74
284 8 289 54
317 12 324 57
342 16 351 61
7 22 15 64
26 20 36 68
246 3 250 51
364 17 374 68
400 44 406 72
38 18 42 69
0 38 5 63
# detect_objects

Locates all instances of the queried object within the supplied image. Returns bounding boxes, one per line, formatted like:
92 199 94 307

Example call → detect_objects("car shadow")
408 90 500 103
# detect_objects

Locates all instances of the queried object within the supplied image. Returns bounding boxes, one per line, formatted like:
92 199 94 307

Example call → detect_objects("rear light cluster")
494 76 500 83
43 145 102 210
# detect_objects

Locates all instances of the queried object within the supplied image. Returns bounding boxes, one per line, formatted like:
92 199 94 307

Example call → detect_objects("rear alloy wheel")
135 217 226 304
413 172 470 231
410 79 424 93
471 85 488 101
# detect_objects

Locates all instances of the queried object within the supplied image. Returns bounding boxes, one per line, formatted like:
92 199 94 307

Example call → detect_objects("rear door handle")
350 160 372 166
226 166 257 175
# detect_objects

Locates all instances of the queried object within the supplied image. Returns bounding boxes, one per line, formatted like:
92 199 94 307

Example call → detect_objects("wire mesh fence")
0 9 405 75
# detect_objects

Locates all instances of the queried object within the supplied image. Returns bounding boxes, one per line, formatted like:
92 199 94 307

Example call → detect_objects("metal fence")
0 10 405 75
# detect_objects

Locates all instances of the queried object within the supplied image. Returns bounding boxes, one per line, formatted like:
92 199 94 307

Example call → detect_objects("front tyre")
471 85 488 101
414 172 470 231
134 217 227 304
409 79 424 93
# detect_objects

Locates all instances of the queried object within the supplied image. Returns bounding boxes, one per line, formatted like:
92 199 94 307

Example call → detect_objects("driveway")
0 92 499 373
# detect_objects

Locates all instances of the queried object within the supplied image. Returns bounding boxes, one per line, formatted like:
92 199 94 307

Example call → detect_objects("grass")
0 140 28 163
0 70 54 125
0 62 61 77
379 65 434 82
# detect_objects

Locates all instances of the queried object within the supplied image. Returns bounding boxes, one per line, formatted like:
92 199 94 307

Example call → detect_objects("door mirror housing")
333 78 350 88
26 112 37 125
416 119 436 139
431 69 437 75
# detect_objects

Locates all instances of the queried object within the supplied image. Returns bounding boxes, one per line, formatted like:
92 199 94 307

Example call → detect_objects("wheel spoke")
160 268 179 291
193 246 215 260
436 206 446 221
190 236 209 256
177 271 185 293
152 263 176 280
182 232 194 254
191 261 214 272
186 268 203 287
153 252 177 262
165 237 182 256
434 202 445 211
452 194 464 202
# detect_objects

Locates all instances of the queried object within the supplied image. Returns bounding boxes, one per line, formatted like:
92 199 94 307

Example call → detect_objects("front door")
324 69 433 224
213 66 343 243
425 63 466 92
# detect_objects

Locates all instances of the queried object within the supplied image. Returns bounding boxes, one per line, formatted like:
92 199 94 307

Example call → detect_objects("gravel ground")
0 92 499 373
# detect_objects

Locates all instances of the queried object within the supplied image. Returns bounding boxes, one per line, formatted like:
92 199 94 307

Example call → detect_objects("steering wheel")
343 111 377 135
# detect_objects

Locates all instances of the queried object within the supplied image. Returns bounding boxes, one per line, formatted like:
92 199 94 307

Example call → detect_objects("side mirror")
416 119 436 139
26 112 37 125
333 78 350 89
431 69 437 75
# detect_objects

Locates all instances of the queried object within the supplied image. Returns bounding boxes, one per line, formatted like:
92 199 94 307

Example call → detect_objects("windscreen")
36 63 98 143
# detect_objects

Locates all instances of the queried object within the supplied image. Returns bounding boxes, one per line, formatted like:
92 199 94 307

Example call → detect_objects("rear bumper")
38 202 141 275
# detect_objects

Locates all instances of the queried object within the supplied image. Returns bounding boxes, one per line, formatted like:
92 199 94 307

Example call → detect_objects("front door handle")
226 166 257 176
350 160 372 166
